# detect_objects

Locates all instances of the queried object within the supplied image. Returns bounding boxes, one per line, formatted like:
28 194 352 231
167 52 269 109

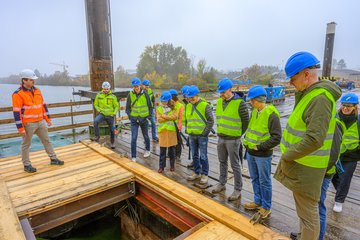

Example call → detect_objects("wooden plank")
0 100 92 113
83 141 286 240
7 158 111 192
0 122 93 140
0 149 100 181
185 221 248 240
0 177 26 240
0 143 86 163
15 171 134 217
10 164 126 201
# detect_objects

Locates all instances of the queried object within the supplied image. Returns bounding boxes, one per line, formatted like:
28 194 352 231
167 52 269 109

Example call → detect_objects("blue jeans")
318 177 331 240
246 153 272 210
94 114 115 143
189 135 209 175
148 109 158 140
130 117 150 158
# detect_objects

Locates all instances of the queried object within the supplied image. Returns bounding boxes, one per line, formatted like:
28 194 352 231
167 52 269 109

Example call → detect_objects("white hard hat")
20 69 38 80
102 81 111 89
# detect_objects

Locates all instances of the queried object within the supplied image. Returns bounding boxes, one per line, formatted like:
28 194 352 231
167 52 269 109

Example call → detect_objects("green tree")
137 43 191 85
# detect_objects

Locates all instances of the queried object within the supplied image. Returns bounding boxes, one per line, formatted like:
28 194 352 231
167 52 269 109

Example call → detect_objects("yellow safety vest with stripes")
185 100 208 135
244 104 280 149
327 118 346 175
341 120 359 152
157 106 176 132
281 88 336 168
215 98 243 137
130 92 149 118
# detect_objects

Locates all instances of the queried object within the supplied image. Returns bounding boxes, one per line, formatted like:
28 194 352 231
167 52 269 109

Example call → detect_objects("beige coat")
157 104 179 148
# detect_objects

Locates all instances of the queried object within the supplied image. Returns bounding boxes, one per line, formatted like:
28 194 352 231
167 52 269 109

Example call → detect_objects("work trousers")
22 120 56 166
293 191 320 240
332 161 358 203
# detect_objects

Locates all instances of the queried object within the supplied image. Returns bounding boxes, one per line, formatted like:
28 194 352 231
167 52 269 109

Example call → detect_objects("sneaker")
158 168 164 173
24 165 37 173
143 151 151 158
50 158 64 165
212 184 226 194
111 143 115 149
244 202 261 210
131 158 137 162
152 138 159 142
170 167 175 172
290 232 300 240
199 174 208 185
258 207 271 219
333 202 343 212
91 136 100 142
187 172 201 181
228 190 241 201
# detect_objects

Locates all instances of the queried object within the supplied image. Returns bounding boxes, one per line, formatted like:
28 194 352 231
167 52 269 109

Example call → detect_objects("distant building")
318 69 360 81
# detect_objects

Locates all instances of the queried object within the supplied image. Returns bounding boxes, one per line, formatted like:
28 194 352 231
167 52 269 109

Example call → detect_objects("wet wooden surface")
109 95 360 240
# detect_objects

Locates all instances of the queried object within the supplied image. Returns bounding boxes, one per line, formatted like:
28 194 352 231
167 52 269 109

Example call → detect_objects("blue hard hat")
142 79 150 86
248 85 267 99
169 89 178 96
217 78 234 93
181 85 189 95
340 93 359 104
131 77 141 86
186 85 200 98
160 91 172 102
285 51 320 80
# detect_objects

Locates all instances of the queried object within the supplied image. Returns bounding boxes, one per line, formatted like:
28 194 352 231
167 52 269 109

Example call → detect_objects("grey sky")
1 0 359 77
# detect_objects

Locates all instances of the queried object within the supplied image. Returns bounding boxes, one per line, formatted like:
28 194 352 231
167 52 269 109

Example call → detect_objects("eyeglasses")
342 104 355 108
308 64 321 69
24 79 34 81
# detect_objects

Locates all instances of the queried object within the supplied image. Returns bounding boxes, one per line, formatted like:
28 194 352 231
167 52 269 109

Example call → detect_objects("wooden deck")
0 141 286 239
108 97 360 240
0 143 135 239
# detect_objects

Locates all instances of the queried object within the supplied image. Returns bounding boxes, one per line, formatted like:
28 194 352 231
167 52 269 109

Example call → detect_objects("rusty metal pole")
322 22 336 78
85 0 114 91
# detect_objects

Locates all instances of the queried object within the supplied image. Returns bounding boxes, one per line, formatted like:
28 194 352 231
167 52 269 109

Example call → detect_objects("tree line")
1 43 315 88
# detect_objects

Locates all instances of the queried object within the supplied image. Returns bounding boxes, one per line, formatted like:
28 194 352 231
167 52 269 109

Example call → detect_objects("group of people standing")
12 50 359 240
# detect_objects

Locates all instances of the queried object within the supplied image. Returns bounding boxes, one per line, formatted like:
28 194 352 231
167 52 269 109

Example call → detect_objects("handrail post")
70 100 76 143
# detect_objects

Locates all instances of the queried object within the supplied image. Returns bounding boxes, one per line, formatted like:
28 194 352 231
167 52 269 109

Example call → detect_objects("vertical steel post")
84 0 114 91
322 22 336 78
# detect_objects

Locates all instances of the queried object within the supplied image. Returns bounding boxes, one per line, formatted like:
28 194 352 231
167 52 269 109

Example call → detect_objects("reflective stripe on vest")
341 121 359 151
185 101 207 135
130 92 149 117
157 106 176 132
280 88 336 168
244 104 280 149
215 98 242 137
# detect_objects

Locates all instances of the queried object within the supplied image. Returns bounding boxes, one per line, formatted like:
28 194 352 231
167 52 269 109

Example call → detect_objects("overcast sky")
1 0 359 77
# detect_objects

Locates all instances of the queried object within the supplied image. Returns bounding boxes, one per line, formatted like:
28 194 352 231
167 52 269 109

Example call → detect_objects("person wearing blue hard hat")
141 79 159 142
243 85 281 219
169 88 185 161
126 77 153 162
184 85 214 185
274 51 342 240
331 93 359 215
211 78 249 201
156 91 179 173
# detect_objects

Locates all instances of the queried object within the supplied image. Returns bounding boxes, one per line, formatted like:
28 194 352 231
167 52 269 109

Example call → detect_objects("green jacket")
94 90 119 116
274 80 342 201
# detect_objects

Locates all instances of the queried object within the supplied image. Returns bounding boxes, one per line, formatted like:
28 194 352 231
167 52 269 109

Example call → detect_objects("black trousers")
332 161 358 203
159 146 176 169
